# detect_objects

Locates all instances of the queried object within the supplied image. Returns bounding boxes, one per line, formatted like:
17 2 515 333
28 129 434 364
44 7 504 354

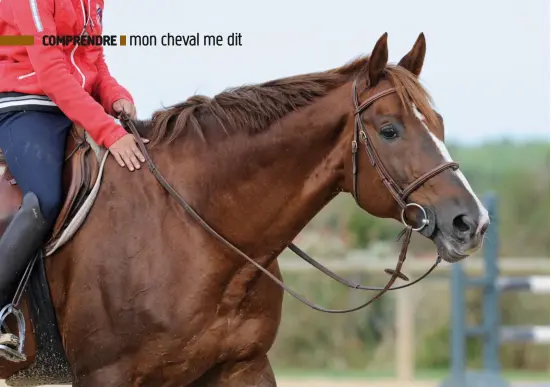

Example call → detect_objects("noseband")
119 78 459 314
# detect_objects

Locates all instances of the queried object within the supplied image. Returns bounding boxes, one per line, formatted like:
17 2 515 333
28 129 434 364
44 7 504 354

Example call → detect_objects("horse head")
341 32 490 262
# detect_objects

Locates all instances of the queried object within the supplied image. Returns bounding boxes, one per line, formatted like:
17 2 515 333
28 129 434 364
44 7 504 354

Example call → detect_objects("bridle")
351 79 459 236
118 77 459 314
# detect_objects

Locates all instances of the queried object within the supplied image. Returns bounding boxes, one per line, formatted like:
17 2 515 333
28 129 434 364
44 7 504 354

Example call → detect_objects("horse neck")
165 85 351 259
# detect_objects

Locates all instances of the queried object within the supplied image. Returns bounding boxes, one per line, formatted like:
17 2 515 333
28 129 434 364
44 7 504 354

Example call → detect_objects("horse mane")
140 56 438 146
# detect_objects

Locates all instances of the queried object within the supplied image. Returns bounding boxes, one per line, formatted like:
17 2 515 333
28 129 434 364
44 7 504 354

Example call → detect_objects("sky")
101 0 550 145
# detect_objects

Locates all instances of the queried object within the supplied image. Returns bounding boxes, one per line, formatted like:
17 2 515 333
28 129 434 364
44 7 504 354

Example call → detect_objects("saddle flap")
49 125 95 241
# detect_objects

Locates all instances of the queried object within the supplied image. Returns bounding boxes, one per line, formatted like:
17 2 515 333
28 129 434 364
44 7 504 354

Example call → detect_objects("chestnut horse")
0 32 488 386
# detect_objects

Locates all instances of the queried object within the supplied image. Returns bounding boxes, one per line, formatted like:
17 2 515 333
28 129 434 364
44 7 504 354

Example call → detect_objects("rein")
118 79 457 313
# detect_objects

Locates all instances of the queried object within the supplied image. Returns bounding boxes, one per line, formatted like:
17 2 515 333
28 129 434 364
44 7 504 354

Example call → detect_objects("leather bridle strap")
401 162 459 199
351 88 400 205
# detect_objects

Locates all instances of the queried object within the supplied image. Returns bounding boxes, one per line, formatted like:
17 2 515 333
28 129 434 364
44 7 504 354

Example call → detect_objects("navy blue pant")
0 111 71 229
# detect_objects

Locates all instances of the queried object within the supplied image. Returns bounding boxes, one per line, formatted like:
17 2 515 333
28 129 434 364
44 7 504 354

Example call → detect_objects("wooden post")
395 288 414 381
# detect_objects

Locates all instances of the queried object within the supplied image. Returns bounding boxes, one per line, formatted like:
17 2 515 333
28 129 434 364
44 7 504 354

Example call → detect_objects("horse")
0 32 489 386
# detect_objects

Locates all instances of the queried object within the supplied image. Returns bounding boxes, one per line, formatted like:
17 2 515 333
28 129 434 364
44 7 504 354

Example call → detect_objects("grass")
273 368 550 381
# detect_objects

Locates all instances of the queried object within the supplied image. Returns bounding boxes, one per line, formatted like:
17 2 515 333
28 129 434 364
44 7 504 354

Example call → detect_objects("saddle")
0 124 101 250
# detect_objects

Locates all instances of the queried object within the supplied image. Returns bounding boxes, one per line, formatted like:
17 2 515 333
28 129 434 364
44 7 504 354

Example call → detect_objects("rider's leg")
0 110 71 349
0 110 72 227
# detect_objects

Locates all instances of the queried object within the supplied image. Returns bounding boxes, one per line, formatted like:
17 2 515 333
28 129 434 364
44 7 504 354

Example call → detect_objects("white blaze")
412 106 490 233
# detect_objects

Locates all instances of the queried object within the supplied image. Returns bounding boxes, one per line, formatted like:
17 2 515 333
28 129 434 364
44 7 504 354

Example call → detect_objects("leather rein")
118 79 458 314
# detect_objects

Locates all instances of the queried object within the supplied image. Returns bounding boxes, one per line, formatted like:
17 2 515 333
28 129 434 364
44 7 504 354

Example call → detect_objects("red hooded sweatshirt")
0 0 131 148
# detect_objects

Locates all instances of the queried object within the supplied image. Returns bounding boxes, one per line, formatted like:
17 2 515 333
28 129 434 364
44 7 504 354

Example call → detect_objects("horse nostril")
479 222 489 236
452 214 474 235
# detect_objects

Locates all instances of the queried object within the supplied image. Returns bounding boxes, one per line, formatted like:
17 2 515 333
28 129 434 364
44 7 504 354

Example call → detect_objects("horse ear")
398 33 426 77
367 32 389 87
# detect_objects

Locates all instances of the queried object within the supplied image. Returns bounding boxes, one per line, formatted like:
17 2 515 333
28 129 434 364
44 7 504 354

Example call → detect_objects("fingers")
123 103 137 119
112 151 125 168
133 136 149 145
112 147 145 172
111 151 133 171
130 142 146 163
117 151 137 171
112 99 137 119
127 151 141 170
109 134 149 172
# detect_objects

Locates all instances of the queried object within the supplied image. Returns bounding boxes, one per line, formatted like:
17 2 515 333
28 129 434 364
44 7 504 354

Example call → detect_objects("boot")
0 192 49 361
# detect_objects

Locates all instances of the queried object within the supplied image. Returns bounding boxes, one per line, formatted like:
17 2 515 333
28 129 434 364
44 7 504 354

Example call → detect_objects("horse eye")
380 126 398 139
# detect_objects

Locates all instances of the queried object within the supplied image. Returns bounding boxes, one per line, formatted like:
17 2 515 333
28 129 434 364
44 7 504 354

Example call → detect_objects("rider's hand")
109 134 149 172
112 99 137 119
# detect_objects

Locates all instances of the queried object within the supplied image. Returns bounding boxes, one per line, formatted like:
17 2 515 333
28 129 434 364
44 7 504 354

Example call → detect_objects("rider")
0 0 146 354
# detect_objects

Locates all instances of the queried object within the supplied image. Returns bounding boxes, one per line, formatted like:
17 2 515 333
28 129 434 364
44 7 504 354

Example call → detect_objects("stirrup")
0 304 26 362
